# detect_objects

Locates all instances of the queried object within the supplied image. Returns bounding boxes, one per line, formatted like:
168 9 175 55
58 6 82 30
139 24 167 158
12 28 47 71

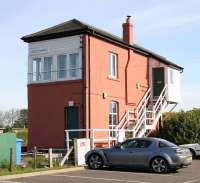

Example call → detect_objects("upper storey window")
58 54 67 79
32 58 42 81
69 53 79 78
32 57 53 82
29 52 81 83
44 57 53 80
108 52 118 79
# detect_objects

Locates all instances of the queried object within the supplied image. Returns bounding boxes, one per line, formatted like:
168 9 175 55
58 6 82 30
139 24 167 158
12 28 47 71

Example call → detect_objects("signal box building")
22 17 183 149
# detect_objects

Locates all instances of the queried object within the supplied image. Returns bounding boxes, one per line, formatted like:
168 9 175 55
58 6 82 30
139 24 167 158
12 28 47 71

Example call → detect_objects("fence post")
9 148 13 172
49 148 53 168
66 131 69 152
33 146 37 169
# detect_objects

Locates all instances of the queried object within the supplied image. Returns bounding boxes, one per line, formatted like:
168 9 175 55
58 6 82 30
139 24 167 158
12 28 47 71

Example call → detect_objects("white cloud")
133 0 200 34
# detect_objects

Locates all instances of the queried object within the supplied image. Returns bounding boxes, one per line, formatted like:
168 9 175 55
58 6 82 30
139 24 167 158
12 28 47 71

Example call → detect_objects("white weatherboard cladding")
167 67 181 103
149 58 181 103
28 35 82 83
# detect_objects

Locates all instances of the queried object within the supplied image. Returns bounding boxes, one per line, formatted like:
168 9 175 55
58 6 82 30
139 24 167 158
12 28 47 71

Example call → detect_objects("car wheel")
151 157 168 173
88 154 103 170
189 149 196 159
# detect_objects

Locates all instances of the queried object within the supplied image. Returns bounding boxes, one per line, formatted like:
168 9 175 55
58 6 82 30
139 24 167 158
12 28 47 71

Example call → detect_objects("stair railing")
116 110 135 129
151 84 168 129
133 88 152 137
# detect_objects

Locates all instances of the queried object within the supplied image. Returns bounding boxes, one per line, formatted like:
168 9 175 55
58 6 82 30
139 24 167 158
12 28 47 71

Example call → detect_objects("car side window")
121 140 137 149
121 140 151 149
159 141 169 148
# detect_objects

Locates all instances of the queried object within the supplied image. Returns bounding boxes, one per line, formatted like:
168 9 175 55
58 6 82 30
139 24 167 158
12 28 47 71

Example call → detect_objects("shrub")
157 108 200 145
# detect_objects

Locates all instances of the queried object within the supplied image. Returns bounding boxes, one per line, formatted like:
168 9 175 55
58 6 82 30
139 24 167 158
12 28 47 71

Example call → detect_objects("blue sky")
0 0 199 111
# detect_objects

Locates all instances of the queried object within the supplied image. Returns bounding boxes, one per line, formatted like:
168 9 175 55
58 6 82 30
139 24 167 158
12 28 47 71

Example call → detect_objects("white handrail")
116 110 129 129
153 84 167 113
136 88 151 114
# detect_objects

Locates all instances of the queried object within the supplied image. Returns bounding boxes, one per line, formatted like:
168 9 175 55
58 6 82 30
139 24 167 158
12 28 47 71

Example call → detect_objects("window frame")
43 56 53 81
109 100 119 137
69 53 79 78
57 54 67 80
32 57 42 81
169 69 174 85
108 52 118 79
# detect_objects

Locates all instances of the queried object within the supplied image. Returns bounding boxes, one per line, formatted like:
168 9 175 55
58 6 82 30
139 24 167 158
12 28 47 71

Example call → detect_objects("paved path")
1 160 200 183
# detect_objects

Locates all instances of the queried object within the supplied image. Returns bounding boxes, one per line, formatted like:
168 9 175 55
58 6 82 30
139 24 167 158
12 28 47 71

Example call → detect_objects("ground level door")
152 67 165 97
65 106 79 139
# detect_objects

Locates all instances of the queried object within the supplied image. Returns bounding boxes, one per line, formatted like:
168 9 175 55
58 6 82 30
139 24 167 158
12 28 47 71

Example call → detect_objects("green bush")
157 108 200 145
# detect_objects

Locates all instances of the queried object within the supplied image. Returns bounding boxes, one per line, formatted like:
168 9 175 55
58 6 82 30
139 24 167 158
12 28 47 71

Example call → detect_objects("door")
65 107 79 139
152 67 165 96
105 139 152 167
105 140 140 166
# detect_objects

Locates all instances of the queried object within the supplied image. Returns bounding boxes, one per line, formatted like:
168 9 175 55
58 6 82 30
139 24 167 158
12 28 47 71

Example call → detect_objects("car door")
104 140 138 166
130 140 152 167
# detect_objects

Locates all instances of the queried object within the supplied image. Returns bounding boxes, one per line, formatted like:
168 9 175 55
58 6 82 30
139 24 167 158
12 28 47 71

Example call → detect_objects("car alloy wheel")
88 154 103 169
151 157 168 173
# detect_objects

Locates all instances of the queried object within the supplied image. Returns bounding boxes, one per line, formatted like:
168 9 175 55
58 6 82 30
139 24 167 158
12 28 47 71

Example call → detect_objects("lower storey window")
109 101 118 137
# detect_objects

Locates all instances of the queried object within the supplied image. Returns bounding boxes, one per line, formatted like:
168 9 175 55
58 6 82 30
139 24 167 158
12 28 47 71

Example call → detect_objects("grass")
0 165 74 176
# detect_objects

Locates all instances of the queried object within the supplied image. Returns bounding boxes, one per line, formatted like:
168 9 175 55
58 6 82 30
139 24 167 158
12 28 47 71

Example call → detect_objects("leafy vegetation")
16 130 28 146
0 109 27 128
13 109 28 128
157 108 200 145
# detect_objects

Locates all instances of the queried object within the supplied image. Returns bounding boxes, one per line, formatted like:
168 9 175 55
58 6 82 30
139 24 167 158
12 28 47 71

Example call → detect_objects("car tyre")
189 149 196 159
88 153 103 170
151 157 168 173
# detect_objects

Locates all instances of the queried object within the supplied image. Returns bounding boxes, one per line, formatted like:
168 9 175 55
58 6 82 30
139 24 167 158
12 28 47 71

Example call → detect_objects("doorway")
152 67 165 97
65 106 79 139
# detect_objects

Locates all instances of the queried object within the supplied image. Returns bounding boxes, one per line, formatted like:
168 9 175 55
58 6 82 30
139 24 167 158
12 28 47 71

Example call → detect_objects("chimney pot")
122 16 134 44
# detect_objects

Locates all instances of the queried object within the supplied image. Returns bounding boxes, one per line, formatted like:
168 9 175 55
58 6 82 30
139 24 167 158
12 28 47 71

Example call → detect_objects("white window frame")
108 52 118 79
69 53 79 78
57 54 67 80
43 56 53 81
109 101 118 138
32 58 42 81
31 55 53 82
29 51 81 83
169 69 174 85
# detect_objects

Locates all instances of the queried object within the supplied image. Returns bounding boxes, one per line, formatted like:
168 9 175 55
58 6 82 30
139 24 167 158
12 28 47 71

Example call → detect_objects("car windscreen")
159 140 177 148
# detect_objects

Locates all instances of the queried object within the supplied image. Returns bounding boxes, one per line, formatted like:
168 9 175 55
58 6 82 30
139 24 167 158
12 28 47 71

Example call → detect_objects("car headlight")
175 148 188 154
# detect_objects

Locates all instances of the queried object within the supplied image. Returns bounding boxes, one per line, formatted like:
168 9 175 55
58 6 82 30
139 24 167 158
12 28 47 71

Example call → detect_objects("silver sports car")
85 137 192 173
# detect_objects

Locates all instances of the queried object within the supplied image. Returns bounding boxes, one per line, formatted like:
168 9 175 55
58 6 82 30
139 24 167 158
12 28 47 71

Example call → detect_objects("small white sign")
68 101 74 106
29 47 49 55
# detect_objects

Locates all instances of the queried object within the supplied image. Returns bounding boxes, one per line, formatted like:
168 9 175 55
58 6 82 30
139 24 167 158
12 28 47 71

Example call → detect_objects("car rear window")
159 140 177 148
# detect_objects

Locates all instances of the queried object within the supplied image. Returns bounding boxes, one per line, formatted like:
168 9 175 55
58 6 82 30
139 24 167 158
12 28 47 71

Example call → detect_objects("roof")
21 19 183 71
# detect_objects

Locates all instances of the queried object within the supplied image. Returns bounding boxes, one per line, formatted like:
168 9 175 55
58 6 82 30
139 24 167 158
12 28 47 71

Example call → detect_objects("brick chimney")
122 16 133 44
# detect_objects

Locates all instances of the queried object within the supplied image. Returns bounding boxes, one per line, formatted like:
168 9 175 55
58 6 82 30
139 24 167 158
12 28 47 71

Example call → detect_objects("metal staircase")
116 84 168 138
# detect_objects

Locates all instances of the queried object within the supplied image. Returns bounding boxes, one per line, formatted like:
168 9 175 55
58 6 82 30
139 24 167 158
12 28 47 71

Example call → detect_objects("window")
43 57 52 80
170 69 174 84
58 54 67 79
32 58 42 81
121 140 152 149
30 52 81 83
109 101 118 137
69 53 78 77
109 52 117 78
